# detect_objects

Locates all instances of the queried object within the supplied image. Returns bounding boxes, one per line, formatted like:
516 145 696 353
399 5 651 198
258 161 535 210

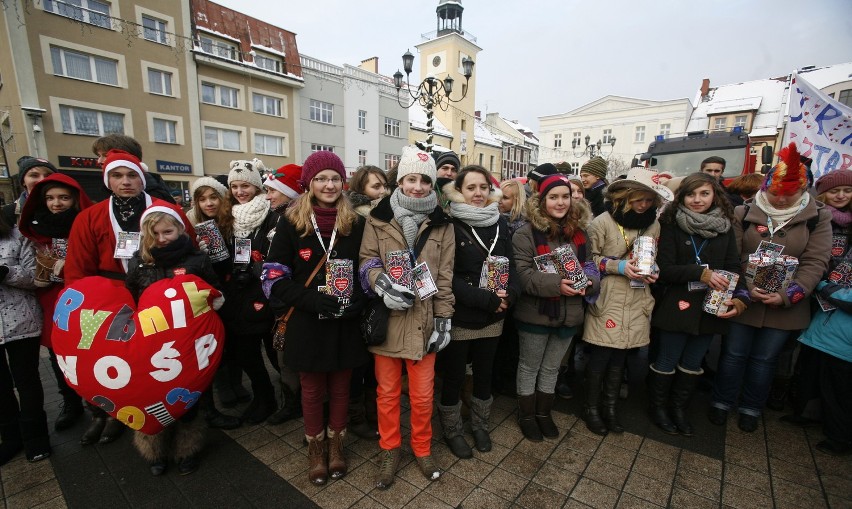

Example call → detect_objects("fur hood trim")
441 180 502 206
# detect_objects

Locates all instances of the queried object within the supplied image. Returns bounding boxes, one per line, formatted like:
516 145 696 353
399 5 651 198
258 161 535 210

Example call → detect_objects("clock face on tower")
427 51 447 73
432 55 442 67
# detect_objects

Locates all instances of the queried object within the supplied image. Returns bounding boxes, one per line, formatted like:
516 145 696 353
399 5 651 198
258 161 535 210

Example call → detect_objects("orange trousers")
373 353 435 457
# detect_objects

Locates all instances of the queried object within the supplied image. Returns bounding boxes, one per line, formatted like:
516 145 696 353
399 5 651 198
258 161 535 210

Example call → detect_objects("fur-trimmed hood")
440 180 502 206
525 194 593 232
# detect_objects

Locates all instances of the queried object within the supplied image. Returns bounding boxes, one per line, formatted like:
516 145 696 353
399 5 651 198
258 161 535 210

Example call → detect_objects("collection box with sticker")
385 250 414 290
702 270 739 316
325 259 354 299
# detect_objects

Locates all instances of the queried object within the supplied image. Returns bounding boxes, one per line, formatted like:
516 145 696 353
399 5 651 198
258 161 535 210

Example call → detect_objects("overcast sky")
215 0 852 132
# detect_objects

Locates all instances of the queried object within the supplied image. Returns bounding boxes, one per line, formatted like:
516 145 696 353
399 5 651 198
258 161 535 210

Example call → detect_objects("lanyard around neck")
310 213 338 262
689 235 708 265
616 224 645 255
470 224 500 257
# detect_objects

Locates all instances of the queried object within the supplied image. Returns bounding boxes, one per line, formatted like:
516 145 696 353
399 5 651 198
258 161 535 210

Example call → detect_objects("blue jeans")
654 331 714 373
711 323 791 416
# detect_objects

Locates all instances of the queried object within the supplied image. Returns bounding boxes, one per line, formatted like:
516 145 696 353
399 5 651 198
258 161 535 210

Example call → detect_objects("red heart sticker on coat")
565 260 576 272
756 225 768 233
791 292 804 304
51 275 224 435
173 268 186 276
299 248 312 261
389 266 403 280
253 302 265 311
334 278 349 292
678 300 690 311
605 319 616 329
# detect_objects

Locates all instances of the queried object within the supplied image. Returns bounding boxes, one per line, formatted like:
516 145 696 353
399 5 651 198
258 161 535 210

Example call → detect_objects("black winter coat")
451 216 520 329
125 245 219 302
219 210 279 335
266 215 369 373
586 183 608 217
651 220 744 335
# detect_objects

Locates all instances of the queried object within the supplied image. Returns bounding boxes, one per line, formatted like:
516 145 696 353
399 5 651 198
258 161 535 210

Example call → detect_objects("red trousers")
299 369 352 437
374 353 435 457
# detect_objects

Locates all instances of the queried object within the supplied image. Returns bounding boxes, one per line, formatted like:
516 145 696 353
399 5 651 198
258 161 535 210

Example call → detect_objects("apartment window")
634 126 645 143
309 100 333 124
359 150 367 166
479 153 483 166
201 82 238 108
554 133 562 148
571 162 580 173
384 117 401 137
153 118 177 144
50 46 118 86
713 117 727 131
60 105 123 136
252 93 281 116
659 123 671 137
142 15 167 44
199 35 238 61
255 134 285 156
358 110 367 130
838 89 852 107
147 68 172 96
44 0 110 28
311 144 334 153
734 115 748 128
602 129 613 144
254 54 282 74
489 155 494 172
204 126 240 151
572 131 582 146
384 154 400 171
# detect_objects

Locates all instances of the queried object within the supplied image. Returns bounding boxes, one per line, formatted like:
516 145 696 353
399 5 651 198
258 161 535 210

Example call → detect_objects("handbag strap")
277 241 336 323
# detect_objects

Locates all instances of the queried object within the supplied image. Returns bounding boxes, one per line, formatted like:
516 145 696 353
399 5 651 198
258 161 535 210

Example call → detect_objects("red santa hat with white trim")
102 149 145 188
139 205 186 230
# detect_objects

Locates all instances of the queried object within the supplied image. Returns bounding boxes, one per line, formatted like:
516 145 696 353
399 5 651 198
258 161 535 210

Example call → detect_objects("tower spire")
436 0 464 36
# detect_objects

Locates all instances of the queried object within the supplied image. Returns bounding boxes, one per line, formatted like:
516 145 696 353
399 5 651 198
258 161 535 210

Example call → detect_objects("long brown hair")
285 182 358 237
139 212 187 264
533 185 582 240
192 185 234 241
349 165 386 195
660 172 734 224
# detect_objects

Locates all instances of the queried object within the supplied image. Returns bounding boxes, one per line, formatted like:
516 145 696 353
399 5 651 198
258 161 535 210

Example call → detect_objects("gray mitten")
375 272 415 310
426 317 451 353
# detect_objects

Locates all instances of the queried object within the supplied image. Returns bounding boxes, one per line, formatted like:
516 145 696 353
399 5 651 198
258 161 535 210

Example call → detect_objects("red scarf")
313 206 337 238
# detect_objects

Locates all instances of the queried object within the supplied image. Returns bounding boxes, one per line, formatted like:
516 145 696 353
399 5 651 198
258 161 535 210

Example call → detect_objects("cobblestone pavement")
1 349 850 508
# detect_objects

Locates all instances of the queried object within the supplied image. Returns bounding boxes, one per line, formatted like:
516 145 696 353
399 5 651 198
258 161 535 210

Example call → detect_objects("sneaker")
416 455 441 481
375 448 401 490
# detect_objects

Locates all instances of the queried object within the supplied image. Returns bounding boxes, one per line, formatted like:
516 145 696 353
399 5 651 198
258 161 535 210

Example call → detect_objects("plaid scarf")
533 227 587 319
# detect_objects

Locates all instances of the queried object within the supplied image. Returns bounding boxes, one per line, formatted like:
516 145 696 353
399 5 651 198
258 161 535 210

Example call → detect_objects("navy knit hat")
528 163 558 183
433 150 461 171
17 156 57 184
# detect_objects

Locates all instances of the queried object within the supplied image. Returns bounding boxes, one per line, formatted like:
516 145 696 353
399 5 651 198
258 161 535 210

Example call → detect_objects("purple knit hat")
300 151 346 187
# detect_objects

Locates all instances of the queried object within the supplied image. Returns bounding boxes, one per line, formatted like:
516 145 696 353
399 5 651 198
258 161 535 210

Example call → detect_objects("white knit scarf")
389 188 438 248
754 190 809 229
449 201 500 227
232 194 270 238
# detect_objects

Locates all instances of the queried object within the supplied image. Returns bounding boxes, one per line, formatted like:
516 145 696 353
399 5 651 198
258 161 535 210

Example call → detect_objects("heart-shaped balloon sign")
51 275 225 435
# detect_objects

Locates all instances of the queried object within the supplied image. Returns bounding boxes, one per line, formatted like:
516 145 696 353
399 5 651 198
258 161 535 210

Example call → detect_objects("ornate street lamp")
393 49 474 153
572 134 616 158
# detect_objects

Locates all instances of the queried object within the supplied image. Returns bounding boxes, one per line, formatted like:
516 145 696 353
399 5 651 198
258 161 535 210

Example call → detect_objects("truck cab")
638 130 759 183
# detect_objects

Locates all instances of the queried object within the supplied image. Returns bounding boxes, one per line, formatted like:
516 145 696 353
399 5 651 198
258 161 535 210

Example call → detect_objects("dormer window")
254 53 283 74
199 35 238 61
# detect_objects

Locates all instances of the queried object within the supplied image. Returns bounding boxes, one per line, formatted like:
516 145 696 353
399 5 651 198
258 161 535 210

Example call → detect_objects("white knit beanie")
396 145 437 184
227 158 265 190
191 176 228 199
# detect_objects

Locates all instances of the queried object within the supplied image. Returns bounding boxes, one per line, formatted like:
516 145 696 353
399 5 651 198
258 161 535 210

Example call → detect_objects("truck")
635 129 774 183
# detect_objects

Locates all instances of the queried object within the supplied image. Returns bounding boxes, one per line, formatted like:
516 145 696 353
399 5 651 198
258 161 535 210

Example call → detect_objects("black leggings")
585 344 628 375
0 337 45 424
231 333 275 399
439 336 500 406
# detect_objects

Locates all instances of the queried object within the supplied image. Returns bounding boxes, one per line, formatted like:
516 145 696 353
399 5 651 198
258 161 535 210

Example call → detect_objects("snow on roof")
687 77 789 136
474 119 502 148
799 62 852 88
408 106 452 138
252 44 286 58
196 26 243 45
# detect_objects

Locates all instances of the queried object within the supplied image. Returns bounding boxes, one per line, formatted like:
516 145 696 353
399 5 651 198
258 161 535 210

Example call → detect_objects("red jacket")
65 194 195 285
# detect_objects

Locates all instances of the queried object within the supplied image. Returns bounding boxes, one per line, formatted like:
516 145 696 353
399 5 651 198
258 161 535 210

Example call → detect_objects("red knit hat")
102 149 145 187
300 151 346 187
539 174 572 197
264 164 304 199
761 142 808 196
815 169 852 195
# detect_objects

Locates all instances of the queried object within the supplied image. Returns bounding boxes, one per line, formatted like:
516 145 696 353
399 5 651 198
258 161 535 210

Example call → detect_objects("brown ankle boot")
327 428 347 479
306 432 328 485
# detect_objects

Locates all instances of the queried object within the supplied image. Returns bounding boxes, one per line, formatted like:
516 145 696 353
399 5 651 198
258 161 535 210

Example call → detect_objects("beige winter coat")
359 196 455 360
584 211 660 350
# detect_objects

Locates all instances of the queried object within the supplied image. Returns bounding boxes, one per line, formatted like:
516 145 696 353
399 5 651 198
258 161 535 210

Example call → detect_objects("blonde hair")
139 212 187 264
500 179 527 221
607 187 661 214
285 186 358 237
191 185 234 241
817 191 852 213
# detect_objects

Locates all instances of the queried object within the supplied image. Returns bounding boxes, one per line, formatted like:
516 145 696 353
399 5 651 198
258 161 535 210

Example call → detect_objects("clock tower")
414 0 481 164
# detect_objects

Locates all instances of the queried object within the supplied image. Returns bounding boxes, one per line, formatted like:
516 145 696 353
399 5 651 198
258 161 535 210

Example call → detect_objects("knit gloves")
375 273 415 310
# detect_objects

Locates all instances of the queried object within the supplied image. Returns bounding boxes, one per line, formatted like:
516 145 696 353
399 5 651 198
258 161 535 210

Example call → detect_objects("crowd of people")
0 134 849 493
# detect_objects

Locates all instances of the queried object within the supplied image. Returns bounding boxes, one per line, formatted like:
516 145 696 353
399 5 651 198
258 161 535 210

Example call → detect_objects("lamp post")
393 50 474 154
572 134 616 159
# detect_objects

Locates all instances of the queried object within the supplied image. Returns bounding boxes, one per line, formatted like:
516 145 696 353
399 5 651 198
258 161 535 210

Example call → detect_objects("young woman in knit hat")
710 143 832 433
583 168 672 436
579 157 609 217
649 173 746 437
360 145 455 488
217 159 278 425
264 150 369 485
512 174 600 442
2 156 56 226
